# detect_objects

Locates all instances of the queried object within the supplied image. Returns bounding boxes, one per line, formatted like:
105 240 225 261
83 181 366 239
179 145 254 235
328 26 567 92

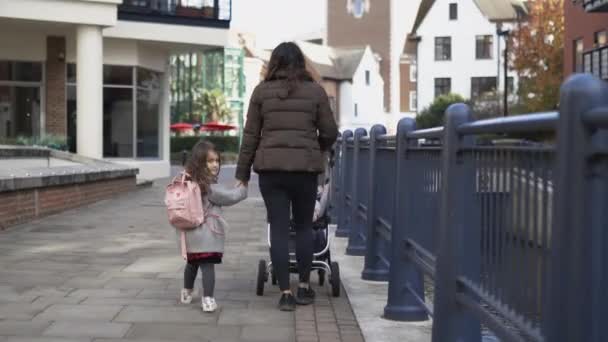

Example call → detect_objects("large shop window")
0 61 42 140
67 64 162 158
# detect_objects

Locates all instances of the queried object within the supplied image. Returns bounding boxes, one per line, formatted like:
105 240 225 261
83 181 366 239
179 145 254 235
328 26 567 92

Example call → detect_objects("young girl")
178 141 247 312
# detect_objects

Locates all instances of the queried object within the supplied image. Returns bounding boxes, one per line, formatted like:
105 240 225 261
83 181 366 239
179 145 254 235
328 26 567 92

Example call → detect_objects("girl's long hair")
264 42 314 94
184 140 219 196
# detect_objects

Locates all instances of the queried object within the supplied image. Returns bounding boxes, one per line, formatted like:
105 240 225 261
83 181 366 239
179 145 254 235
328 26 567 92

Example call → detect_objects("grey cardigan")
176 184 247 254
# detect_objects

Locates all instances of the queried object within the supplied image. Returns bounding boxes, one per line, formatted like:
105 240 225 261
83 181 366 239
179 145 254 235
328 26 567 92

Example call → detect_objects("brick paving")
0 171 364 342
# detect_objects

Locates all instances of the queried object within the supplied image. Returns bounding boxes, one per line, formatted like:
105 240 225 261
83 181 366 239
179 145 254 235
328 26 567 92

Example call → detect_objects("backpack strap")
180 231 187 260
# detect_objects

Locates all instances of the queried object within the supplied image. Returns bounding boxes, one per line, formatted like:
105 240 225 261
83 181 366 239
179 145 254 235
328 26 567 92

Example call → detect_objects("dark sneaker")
278 293 296 311
295 286 316 305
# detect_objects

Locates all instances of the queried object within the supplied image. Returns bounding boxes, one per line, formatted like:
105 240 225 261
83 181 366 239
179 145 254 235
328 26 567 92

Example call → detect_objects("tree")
509 0 564 113
416 93 467 129
193 88 232 123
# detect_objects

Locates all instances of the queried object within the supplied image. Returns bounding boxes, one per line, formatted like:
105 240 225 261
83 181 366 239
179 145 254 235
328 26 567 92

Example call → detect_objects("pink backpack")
164 172 205 259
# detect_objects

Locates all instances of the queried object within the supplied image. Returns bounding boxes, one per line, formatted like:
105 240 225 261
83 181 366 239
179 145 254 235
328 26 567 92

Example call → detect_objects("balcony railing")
581 0 608 12
118 0 231 28
583 45 608 80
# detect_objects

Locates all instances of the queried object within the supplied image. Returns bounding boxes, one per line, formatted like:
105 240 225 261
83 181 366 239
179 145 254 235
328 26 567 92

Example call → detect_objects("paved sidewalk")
0 178 364 342
332 236 432 342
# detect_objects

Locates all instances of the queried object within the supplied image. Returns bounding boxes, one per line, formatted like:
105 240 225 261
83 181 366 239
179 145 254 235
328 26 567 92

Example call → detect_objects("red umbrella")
170 123 193 131
200 121 236 131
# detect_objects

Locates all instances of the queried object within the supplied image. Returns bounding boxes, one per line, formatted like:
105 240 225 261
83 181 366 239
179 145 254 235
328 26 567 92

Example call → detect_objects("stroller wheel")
330 262 340 297
256 259 267 296
318 269 326 286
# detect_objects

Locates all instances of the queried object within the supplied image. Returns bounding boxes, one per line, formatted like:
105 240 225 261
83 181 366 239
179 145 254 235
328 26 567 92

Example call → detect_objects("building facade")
0 0 232 179
413 0 524 112
326 0 422 131
564 0 608 80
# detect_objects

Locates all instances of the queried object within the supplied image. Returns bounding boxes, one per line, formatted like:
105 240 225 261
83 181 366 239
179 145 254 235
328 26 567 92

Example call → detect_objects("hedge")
171 136 240 154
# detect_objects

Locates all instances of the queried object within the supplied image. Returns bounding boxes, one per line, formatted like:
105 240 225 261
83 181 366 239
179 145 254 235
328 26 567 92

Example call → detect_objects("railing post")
432 104 481 342
384 117 428 321
544 74 608 342
346 128 368 256
362 125 389 281
336 130 353 238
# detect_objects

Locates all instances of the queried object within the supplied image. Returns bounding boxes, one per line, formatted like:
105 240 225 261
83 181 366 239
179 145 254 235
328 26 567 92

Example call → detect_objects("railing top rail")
377 134 396 142
583 106 608 128
407 127 444 140
457 111 558 136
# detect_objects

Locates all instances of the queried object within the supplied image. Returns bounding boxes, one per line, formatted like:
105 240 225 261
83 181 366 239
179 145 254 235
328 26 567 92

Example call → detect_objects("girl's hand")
235 180 248 188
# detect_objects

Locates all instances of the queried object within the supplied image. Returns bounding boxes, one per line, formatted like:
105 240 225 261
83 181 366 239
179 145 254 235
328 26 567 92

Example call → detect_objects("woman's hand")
235 180 248 188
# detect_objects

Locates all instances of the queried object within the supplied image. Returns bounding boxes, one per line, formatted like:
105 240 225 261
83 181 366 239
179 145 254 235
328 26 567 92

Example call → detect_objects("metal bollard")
361 124 390 281
544 74 608 342
346 128 368 256
383 117 429 321
431 103 480 342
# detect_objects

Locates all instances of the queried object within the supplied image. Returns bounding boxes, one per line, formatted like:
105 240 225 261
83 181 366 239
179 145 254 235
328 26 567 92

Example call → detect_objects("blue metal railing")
331 74 608 342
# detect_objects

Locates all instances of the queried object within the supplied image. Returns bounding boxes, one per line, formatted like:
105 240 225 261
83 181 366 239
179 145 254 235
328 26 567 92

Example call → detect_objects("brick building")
564 0 608 80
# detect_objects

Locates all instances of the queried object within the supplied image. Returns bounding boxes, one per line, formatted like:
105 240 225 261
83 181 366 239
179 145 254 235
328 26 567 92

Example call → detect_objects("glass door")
0 85 41 140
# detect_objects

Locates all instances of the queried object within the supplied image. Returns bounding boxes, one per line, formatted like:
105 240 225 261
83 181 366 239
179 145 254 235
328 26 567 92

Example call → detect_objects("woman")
235 42 339 311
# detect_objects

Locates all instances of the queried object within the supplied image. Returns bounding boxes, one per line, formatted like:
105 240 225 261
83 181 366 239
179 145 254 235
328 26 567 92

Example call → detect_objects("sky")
230 0 326 49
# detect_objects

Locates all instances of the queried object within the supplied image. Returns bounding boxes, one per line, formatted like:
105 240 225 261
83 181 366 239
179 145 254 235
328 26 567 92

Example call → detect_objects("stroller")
256 160 341 297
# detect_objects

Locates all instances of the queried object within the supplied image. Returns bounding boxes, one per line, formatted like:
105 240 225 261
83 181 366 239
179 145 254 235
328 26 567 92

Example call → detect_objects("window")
435 37 452 61
365 70 370 85
0 61 43 140
137 68 161 158
449 3 458 20
67 64 162 158
329 97 337 113
0 61 42 82
435 78 451 97
410 63 417 82
507 76 515 95
574 39 584 73
103 87 134 158
594 31 607 48
354 103 358 117
471 77 497 99
476 35 493 59
409 91 417 111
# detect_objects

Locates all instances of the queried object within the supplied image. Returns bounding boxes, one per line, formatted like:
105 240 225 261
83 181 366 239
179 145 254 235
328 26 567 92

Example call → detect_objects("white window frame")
410 64 417 82
409 91 417 112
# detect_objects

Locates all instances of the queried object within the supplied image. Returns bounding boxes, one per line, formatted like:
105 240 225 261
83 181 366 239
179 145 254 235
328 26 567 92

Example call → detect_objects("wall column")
76 25 103 159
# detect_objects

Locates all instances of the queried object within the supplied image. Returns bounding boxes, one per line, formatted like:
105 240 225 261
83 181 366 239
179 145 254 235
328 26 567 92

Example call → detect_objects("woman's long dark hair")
184 140 219 196
265 42 314 94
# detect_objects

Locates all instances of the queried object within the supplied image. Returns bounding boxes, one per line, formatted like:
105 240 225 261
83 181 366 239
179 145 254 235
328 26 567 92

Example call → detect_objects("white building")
413 0 526 112
0 0 232 180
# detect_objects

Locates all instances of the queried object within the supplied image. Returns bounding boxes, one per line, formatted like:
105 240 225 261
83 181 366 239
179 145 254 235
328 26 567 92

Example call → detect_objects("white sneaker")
180 289 193 304
202 296 217 312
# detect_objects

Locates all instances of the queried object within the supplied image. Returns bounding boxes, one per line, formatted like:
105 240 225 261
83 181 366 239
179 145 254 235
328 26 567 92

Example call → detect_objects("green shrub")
416 93 467 129
171 136 240 154
0 134 68 151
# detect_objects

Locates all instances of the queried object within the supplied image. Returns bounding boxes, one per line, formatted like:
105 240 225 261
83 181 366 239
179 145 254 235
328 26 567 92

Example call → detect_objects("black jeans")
259 171 317 291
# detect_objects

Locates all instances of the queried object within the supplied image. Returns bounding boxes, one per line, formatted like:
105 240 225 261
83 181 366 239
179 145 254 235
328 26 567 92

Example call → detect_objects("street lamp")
497 28 510 117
